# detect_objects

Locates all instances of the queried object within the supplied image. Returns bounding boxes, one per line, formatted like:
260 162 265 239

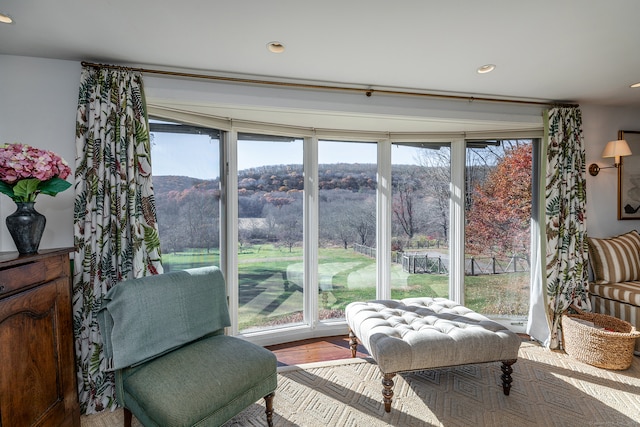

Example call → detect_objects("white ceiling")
2 0 639 130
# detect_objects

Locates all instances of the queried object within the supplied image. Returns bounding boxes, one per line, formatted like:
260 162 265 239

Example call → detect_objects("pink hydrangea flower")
0 143 72 202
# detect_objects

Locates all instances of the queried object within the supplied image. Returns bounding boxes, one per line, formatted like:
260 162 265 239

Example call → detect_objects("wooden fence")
354 244 529 276
403 253 448 274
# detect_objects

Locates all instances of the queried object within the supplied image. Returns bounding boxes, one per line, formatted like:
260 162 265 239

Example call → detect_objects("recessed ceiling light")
630 82 640 88
267 42 285 54
0 12 13 24
477 64 496 74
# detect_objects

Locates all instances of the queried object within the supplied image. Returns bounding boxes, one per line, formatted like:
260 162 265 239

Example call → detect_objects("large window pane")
237 135 304 333
150 121 221 272
391 143 450 300
464 140 532 326
317 140 377 321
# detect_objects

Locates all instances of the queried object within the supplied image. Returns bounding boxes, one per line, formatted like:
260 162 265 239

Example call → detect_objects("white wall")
583 105 640 238
0 55 80 251
0 54 637 252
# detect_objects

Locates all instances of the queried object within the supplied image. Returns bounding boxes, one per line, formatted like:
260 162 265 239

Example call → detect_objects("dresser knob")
0 285 5 292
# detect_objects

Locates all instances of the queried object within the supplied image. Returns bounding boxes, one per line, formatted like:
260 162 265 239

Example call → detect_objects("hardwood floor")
266 335 369 367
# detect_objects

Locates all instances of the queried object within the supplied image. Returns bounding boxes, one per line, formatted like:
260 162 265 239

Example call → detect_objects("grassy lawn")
161 245 529 330
464 272 529 316
162 251 220 272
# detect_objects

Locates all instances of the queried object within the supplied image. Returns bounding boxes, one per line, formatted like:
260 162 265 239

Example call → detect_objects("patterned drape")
73 66 163 414
544 106 590 349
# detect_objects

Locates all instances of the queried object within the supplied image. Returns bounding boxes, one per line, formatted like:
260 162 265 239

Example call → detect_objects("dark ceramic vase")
6 201 46 255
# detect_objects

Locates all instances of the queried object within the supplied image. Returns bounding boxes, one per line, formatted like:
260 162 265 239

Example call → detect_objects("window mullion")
304 135 319 327
225 129 240 335
377 139 392 300
449 139 466 304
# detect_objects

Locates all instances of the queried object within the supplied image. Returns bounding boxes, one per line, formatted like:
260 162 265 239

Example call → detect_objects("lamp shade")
601 139 632 158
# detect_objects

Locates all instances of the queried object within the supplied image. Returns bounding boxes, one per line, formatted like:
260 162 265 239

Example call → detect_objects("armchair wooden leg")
123 407 132 427
264 392 275 427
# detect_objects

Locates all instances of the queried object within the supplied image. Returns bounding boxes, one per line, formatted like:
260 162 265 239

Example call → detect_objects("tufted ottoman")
345 297 521 413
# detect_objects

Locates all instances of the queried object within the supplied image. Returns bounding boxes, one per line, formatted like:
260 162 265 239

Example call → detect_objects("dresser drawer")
0 255 65 297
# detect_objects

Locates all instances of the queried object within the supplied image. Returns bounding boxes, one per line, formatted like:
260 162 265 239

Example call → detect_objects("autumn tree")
319 194 355 249
155 185 219 253
392 171 422 240
276 202 303 252
350 199 376 247
465 143 532 257
416 147 451 241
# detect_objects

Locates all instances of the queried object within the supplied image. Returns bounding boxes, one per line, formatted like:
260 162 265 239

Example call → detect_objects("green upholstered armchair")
97 266 277 427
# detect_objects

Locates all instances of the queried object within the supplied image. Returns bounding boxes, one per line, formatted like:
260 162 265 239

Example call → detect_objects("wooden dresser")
0 248 80 427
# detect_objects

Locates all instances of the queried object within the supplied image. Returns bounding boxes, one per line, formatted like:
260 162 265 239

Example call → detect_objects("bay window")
150 118 538 344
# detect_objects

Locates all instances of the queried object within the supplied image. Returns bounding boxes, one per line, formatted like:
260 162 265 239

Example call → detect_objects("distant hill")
153 163 425 195
153 175 208 194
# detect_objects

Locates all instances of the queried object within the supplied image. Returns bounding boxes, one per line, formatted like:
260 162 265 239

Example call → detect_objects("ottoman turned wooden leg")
501 359 517 395
348 328 359 358
382 373 396 413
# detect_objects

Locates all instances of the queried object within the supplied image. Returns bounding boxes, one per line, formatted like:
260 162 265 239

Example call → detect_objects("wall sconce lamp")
588 139 632 176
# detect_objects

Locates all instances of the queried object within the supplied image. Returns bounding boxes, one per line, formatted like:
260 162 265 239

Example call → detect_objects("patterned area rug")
82 341 640 426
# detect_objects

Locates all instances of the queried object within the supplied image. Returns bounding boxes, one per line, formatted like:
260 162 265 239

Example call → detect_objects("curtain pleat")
73 66 163 414
527 129 551 346
533 106 590 350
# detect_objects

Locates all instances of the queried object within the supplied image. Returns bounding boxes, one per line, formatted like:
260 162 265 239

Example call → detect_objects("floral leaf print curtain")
539 106 590 350
73 65 163 414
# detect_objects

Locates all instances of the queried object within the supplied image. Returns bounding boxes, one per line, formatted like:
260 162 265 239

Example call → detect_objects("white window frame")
150 111 542 346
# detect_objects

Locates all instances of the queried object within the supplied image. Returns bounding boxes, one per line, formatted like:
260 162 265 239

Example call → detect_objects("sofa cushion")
98 266 231 370
588 230 640 283
588 280 640 307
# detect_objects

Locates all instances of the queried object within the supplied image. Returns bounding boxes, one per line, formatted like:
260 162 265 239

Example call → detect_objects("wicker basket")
562 308 640 370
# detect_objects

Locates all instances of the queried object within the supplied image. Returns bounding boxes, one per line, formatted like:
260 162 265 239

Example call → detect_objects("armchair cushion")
121 335 277 426
99 266 231 370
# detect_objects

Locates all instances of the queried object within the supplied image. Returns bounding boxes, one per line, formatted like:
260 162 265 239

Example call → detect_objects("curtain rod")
80 61 578 108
